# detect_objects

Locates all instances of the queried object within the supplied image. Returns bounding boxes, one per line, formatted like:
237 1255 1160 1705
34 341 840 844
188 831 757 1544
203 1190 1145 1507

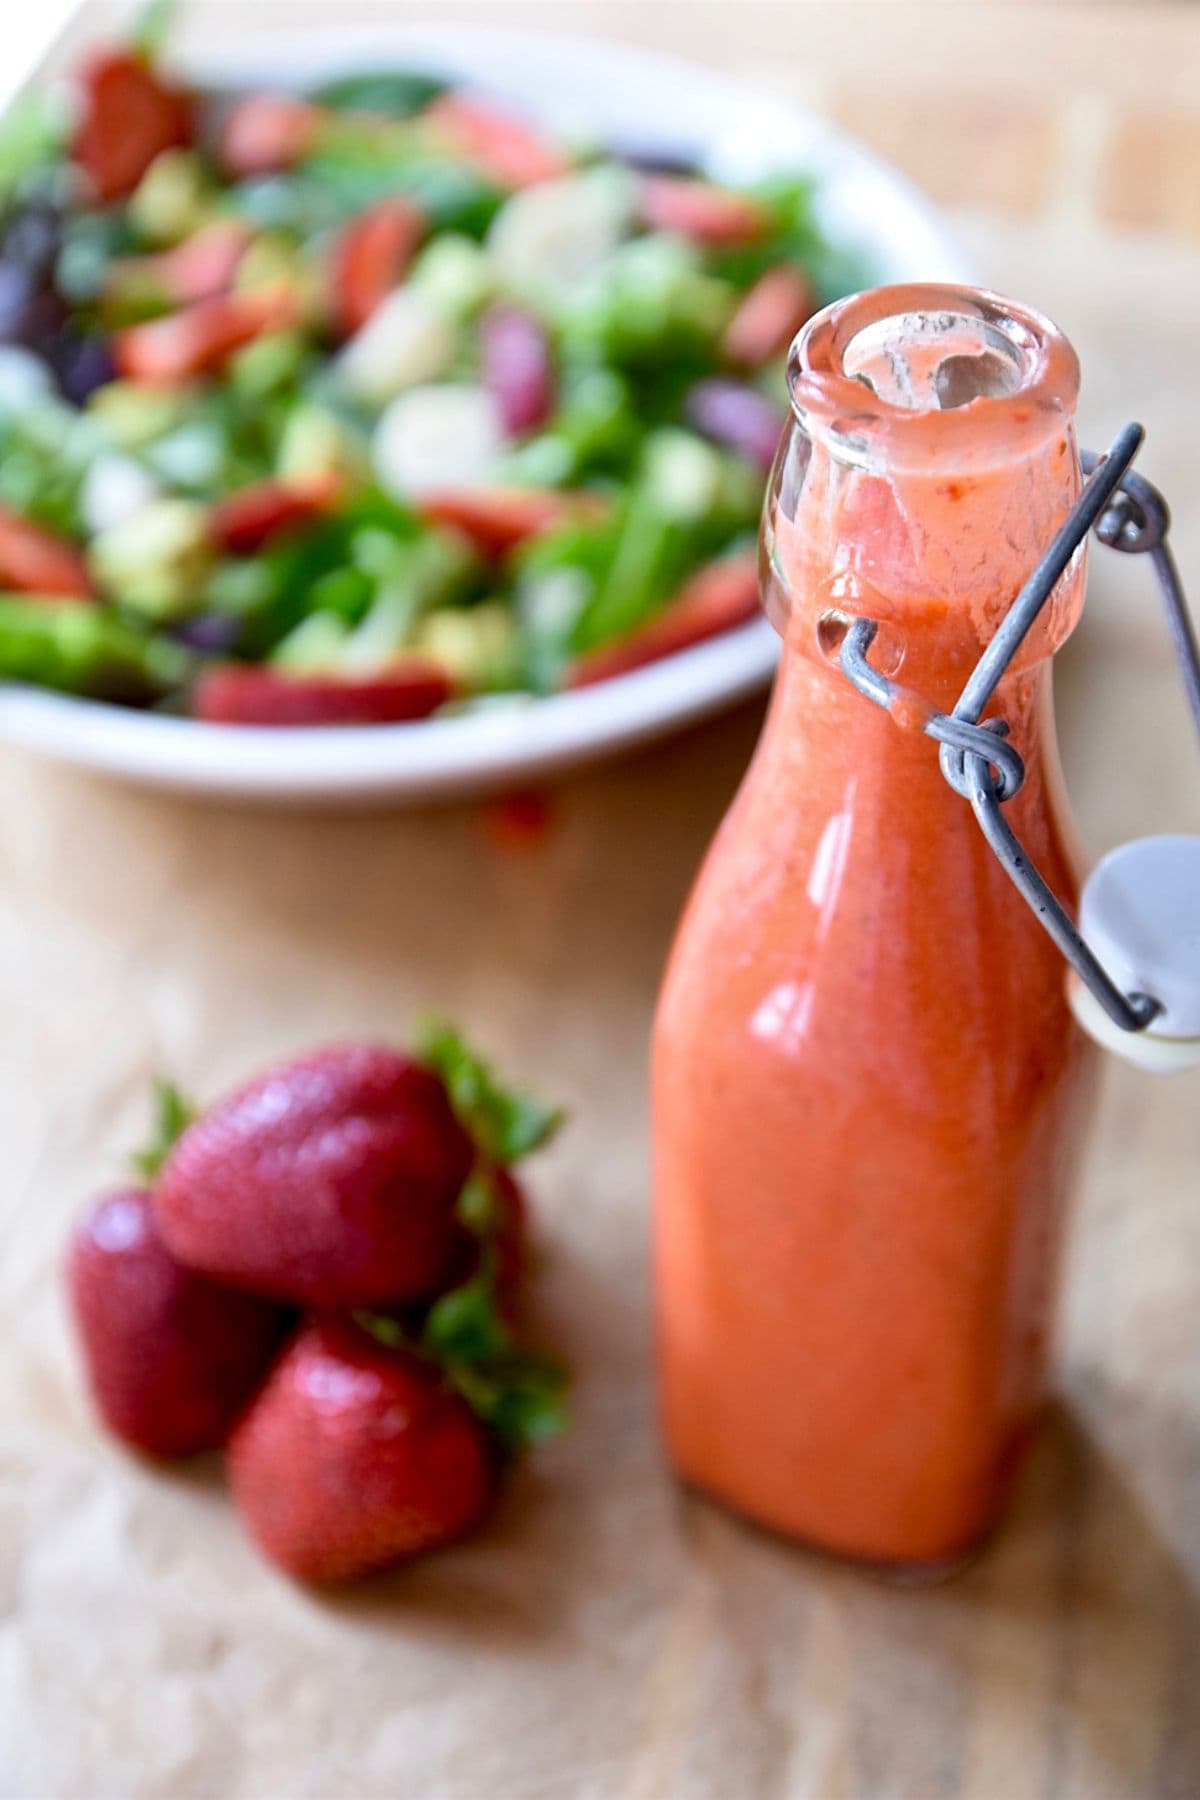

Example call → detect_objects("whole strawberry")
227 1318 495 1583
156 1044 474 1307
67 1187 288 1457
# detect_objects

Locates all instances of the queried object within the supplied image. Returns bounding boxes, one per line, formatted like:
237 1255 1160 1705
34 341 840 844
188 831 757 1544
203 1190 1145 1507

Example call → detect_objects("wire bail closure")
838 421 1200 1036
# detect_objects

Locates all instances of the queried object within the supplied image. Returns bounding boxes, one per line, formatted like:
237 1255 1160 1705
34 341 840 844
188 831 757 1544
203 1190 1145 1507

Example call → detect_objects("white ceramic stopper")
1069 834 1200 1071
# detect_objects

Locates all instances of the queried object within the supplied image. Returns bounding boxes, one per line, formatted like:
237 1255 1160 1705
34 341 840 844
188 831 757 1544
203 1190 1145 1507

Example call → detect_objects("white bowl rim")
0 21 974 801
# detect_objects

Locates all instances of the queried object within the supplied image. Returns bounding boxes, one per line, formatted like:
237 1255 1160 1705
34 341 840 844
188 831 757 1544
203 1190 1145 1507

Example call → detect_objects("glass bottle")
652 285 1100 1572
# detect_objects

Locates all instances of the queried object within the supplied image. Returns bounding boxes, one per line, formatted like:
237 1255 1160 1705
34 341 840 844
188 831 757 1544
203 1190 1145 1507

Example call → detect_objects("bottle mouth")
787 284 1080 471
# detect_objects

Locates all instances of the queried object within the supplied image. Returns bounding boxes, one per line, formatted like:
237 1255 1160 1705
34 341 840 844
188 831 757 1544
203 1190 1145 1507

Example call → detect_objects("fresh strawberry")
723 265 815 367
67 1187 287 1458
73 48 194 202
0 507 94 600
114 289 300 385
490 1169 527 1300
422 92 568 190
217 93 324 177
638 174 766 247
419 488 609 559
567 550 760 688
207 474 344 555
156 1043 475 1306
227 1318 496 1583
329 197 427 338
193 661 454 726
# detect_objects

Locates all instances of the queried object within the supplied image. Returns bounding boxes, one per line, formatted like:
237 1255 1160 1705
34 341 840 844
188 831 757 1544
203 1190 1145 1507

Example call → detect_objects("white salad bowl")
0 23 971 803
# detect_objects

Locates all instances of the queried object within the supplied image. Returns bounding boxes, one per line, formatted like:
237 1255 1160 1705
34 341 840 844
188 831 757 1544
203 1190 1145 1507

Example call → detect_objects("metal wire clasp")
838 421 1200 1035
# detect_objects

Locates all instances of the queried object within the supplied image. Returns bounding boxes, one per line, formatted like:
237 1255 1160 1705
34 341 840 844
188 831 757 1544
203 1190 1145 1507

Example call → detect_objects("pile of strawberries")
66 1027 566 1584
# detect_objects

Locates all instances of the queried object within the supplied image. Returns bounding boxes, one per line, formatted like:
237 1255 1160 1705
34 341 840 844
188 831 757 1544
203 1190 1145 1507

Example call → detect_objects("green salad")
0 11 867 724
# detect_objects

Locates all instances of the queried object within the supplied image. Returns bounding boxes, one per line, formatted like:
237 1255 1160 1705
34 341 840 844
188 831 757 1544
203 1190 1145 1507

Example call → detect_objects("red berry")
227 1318 495 1583
192 662 455 727
217 94 323 178
114 289 300 386
0 506 94 601
67 1188 287 1458
492 1168 527 1297
566 551 760 687
328 197 427 338
129 221 251 308
73 50 194 203
156 1044 475 1307
207 474 344 555
637 175 766 247
722 265 815 368
422 93 567 190
418 488 609 560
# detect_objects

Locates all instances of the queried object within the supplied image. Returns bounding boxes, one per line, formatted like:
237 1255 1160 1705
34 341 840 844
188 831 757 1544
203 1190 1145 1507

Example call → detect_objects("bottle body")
652 286 1099 1567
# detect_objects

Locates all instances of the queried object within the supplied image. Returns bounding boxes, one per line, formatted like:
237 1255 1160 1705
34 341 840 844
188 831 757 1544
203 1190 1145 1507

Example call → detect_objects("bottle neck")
767 285 1088 713
764 427 1086 715
751 285 1089 852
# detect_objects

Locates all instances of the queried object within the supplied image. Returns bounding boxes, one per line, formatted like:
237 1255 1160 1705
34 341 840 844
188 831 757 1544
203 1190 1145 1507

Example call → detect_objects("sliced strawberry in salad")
422 92 569 190
567 550 759 687
0 508 94 601
637 175 767 246
217 93 324 178
109 221 252 310
419 488 609 559
115 289 301 384
154 221 251 304
208 475 345 555
723 265 815 367
329 197 428 338
193 661 455 726
73 49 194 202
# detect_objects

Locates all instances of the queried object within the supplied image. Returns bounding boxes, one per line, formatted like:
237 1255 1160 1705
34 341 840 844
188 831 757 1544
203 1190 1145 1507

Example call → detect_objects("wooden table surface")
3 6 1200 1797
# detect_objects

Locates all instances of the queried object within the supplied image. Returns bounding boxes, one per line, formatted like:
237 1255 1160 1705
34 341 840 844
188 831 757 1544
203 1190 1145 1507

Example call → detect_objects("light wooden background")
2 5 1199 1797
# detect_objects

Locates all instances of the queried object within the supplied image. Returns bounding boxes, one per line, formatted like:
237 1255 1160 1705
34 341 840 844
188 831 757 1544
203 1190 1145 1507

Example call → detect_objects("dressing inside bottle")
652 285 1100 1571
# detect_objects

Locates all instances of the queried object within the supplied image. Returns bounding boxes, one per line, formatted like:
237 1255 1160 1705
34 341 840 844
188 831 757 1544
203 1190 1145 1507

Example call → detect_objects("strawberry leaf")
451 1350 569 1452
417 1018 563 1164
423 1277 508 1365
360 1034 570 1457
358 1289 569 1455
455 1169 503 1236
130 1078 197 1181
